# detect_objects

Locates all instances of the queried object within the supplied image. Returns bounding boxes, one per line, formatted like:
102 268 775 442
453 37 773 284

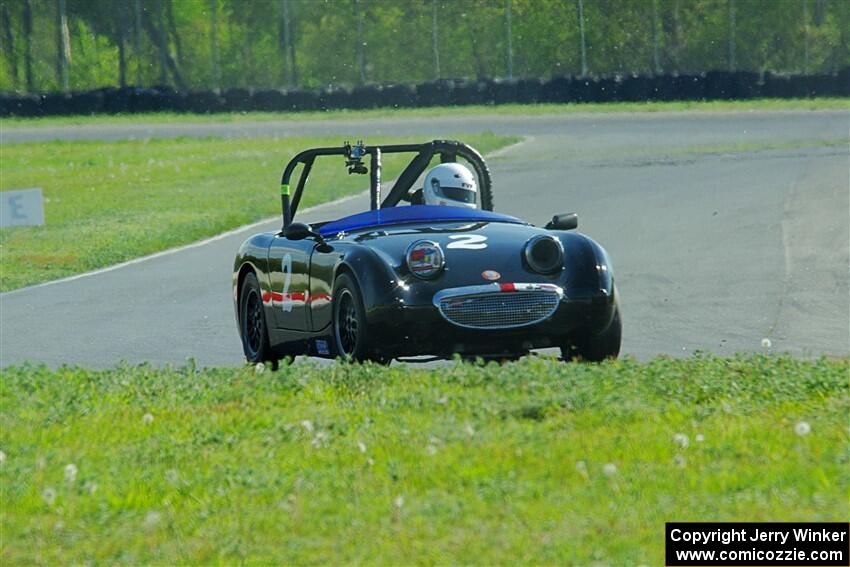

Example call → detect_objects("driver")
421 163 478 209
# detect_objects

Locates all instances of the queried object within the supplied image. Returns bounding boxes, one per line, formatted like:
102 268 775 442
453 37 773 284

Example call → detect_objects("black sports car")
233 140 620 365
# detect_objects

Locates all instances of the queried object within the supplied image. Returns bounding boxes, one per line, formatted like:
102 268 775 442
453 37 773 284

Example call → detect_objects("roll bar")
278 140 492 230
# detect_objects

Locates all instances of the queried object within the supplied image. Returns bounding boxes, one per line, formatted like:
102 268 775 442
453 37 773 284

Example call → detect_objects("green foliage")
0 0 847 93
0 132 514 291
1 354 847 564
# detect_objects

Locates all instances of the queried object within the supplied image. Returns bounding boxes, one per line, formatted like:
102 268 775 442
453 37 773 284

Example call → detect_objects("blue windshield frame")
318 205 524 236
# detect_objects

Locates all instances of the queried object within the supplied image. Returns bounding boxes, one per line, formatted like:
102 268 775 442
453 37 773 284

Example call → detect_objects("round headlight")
524 235 564 275
406 240 445 279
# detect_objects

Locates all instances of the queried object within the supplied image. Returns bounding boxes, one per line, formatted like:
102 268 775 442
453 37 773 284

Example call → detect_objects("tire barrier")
1 68 847 117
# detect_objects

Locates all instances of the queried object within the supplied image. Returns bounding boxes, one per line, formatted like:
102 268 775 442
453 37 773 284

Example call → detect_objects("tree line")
1 0 848 94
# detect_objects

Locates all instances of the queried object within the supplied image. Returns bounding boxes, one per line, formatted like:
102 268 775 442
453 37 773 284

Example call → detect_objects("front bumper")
365 283 616 358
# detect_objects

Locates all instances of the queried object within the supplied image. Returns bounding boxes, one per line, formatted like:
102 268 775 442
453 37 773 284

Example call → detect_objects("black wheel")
239 271 274 364
331 273 375 362
562 308 622 362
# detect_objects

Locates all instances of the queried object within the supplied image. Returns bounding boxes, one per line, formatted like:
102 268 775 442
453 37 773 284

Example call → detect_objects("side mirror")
545 213 578 231
284 222 316 240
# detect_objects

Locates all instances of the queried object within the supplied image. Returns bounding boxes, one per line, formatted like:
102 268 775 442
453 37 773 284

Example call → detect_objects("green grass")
0 133 516 291
1 355 847 564
3 98 848 129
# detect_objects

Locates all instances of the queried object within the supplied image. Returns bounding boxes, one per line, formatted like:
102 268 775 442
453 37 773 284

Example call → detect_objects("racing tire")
239 272 275 365
562 307 622 362
331 273 376 362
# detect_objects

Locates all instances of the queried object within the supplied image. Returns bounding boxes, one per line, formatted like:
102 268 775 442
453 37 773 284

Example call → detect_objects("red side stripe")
263 291 332 305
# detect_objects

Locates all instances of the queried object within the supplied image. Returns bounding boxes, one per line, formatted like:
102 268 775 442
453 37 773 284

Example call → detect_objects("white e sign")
1 188 45 228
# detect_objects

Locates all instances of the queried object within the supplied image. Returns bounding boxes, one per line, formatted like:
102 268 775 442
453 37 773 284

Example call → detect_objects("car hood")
338 220 571 288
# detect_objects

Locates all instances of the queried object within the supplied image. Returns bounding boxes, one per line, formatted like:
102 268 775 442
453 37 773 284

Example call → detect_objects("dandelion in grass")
42 487 57 506
84 481 97 494
311 431 328 448
464 423 475 436
761 338 772 349
795 421 811 436
255 362 266 373
357 441 367 454
394 495 404 509
674 455 687 468
142 412 154 425
603 463 618 477
0 450 6 465
64 463 78 483
695 434 705 443
673 433 689 449
300 420 314 433
143 511 162 528
575 460 589 479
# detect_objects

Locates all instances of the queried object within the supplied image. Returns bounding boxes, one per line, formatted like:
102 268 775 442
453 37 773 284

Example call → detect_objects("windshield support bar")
382 147 434 209
370 148 382 211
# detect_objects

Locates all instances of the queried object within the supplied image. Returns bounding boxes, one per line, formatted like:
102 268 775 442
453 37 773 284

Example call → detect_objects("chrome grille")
438 290 560 329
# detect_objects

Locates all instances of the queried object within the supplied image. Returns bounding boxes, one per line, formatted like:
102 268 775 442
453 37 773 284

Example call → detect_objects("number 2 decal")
281 253 293 312
446 234 488 250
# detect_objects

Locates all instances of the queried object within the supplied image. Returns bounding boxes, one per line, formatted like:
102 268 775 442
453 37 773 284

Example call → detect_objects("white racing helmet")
422 163 478 209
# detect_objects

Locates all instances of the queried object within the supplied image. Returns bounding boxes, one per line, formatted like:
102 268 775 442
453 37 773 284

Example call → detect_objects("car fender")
555 232 614 295
335 244 400 318
557 231 617 332
233 233 275 325
307 242 400 333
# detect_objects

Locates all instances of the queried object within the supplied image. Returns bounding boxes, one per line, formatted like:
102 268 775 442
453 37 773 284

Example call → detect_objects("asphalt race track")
1 110 848 368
